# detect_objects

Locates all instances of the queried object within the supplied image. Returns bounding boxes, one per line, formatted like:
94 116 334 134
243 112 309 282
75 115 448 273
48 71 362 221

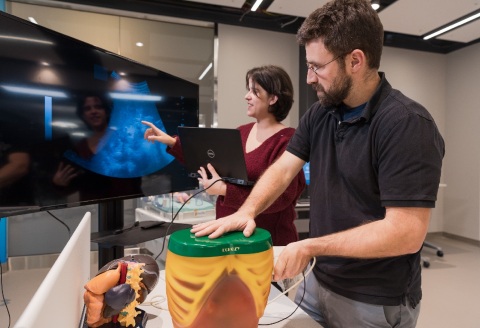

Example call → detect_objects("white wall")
217 24 299 129
444 43 480 240
380 48 447 134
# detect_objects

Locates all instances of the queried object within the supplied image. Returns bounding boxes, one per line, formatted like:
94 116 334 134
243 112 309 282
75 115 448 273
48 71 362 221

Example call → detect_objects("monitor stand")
97 199 124 269
93 199 193 270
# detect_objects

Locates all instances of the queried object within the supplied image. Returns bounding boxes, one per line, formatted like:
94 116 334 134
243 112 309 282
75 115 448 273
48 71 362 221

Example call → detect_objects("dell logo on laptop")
207 149 215 158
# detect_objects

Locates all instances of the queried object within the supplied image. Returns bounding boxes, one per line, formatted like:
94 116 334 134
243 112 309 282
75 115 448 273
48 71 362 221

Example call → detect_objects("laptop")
177 127 254 186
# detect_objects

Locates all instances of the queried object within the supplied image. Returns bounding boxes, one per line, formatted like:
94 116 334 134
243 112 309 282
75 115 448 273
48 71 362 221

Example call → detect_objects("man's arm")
191 151 305 238
273 206 431 280
0 152 30 188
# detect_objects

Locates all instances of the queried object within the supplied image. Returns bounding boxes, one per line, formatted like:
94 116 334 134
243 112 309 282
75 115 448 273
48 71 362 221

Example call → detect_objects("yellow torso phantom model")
165 228 274 328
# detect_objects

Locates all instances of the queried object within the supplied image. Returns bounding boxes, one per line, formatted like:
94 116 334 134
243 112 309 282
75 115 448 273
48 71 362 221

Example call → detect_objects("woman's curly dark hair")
245 65 294 122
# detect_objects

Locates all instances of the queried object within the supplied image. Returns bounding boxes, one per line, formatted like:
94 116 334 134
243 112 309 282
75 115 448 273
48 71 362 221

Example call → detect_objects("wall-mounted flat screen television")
0 11 199 217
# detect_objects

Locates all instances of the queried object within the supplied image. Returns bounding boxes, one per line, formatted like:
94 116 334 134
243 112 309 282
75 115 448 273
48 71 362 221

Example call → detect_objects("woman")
143 65 305 245
53 94 141 200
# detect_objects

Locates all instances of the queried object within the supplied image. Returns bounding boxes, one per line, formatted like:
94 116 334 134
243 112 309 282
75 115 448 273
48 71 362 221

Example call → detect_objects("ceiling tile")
438 19 480 43
267 0 329 18
267 0 479 44
379 0 480 37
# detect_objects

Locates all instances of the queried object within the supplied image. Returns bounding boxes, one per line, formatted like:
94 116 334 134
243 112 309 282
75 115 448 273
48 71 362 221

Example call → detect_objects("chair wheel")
423 261 430 268
437 250 444 257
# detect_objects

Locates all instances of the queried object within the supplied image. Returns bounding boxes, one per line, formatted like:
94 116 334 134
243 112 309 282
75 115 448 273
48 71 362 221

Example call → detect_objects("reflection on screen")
0 11 199 214
64 75 174 178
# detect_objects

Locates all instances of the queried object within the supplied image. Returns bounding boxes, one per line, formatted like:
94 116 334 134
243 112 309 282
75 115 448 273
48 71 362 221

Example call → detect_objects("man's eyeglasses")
306 53 347 76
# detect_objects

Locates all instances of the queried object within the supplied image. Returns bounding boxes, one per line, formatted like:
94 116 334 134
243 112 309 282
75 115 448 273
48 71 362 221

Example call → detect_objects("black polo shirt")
286 73 445 306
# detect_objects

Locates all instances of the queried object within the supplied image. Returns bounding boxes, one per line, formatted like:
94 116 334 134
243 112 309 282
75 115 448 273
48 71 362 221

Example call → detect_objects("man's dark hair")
297 0 384 69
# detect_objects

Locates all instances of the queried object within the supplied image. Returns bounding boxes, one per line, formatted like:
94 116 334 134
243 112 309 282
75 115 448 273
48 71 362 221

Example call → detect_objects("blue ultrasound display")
64 78 175 178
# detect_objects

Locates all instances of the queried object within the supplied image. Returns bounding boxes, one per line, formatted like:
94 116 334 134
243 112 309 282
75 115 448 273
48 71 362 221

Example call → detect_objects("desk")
138 270 321 328
135 207 215 226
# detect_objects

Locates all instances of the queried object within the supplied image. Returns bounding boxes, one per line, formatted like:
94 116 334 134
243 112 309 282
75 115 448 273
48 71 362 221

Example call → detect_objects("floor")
1 234 479 328
417 234 480 328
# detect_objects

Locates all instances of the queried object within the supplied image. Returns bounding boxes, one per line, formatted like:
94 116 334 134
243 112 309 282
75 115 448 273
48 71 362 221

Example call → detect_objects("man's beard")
314 71 352 107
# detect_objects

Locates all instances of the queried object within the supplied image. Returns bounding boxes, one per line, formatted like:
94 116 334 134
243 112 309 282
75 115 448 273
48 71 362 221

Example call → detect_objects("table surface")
137 270 321 328
136 207 215 225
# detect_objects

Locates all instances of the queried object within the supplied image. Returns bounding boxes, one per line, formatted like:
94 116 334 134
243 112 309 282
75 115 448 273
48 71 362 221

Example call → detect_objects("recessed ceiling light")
136 42 144 47
198 62 213 80
423 11 480 40
251 0 263 12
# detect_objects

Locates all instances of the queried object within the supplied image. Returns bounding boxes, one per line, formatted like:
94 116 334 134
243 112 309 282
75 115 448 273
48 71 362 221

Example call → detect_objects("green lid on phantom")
167 228 273 257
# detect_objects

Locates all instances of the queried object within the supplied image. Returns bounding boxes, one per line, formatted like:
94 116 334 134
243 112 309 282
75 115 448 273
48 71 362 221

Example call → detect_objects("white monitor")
14 212 91 328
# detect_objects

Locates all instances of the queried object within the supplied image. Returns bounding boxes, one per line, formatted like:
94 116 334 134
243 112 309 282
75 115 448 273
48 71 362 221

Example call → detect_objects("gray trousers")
294 268 420 328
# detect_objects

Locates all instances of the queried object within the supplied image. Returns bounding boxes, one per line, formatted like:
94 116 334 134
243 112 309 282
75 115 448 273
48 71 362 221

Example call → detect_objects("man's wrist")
237 206 256 221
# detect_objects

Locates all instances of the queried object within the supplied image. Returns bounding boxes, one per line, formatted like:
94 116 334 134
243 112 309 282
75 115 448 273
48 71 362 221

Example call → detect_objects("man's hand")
273 240 312 281
190 211 257 239
52 162 80 187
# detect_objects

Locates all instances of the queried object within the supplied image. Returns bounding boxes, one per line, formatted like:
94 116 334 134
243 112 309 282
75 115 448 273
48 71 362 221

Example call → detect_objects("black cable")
280 16 299 28
154 178 224 261
0 218 11 328
113 221 139 235
170 192 174 225
46 210 71 238
258 271 306 326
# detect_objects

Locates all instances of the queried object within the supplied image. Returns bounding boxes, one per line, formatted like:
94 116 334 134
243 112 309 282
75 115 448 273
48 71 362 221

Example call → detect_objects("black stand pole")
98 200 124 269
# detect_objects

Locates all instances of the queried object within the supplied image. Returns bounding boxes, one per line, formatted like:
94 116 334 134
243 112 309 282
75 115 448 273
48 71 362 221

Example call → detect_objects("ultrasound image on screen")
63 75 175 179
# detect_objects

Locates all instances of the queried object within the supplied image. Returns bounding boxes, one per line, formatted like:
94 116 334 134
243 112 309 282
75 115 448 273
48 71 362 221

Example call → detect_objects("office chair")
421 241 444 268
